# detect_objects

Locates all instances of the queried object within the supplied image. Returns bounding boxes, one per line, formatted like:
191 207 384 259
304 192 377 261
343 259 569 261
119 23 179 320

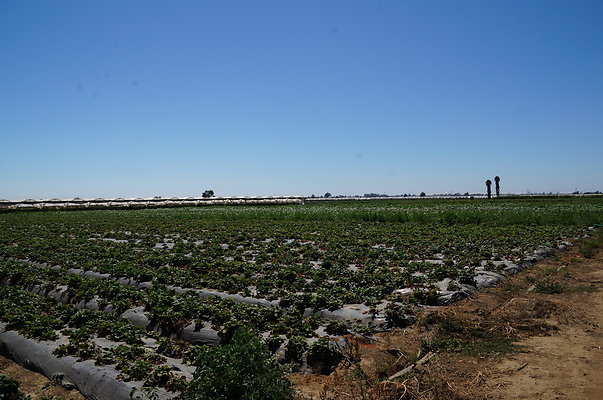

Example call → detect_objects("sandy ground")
487 258 603 399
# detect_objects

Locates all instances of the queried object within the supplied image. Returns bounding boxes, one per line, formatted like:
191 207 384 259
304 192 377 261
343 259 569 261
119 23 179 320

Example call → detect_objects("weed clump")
579 231 603 258
420 315 516 357
529 267 569 294
420 336 515 357
306 337 343 374
533 276 564 294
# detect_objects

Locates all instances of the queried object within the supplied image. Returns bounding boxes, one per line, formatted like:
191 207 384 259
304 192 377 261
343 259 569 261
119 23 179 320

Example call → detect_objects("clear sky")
1 1 602 199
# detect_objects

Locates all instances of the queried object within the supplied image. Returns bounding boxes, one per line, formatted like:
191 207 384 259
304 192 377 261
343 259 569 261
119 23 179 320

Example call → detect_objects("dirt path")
488 258 603 399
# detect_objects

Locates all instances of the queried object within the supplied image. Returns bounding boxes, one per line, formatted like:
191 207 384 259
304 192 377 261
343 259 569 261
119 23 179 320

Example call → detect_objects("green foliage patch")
0 197 601 395
0 375 30 400
185 328 292 400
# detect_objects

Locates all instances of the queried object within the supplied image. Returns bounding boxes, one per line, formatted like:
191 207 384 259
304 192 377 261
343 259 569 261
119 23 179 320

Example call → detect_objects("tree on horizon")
486 180 492 199
495 176 501 197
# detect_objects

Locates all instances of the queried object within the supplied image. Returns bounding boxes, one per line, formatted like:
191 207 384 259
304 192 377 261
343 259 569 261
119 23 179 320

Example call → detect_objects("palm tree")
486 179 492 199
494 176 501 197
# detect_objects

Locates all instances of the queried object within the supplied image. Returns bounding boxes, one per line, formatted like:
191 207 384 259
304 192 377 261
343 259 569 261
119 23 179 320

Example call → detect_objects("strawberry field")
0 197 602 399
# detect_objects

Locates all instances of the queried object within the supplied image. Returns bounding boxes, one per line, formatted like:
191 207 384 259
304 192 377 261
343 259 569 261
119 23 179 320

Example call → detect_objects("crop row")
0 212 584 311
0 199 601 399
0 268 347 397
0 283 192 392
0 259 370 341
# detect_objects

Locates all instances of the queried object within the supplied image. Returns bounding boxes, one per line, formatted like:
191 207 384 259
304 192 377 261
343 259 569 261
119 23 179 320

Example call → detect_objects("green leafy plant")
185 327 292 400
384 303 415 327
306 338 343 374
325 320 348 336
0 375 30 400
284 336 308 364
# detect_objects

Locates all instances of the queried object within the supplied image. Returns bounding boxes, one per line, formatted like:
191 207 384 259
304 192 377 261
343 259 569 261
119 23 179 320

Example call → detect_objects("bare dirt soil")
293 243 603 400
0 355 87 400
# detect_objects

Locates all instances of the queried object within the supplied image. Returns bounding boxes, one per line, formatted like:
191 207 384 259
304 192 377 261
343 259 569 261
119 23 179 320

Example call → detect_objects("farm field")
0 197 602 399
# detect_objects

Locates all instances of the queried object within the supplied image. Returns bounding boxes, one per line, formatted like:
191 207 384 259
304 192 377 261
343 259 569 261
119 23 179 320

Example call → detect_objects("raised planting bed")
0 198 601 399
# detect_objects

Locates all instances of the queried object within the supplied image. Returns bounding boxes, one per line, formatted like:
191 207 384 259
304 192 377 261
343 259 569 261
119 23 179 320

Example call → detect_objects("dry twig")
387 352 436 381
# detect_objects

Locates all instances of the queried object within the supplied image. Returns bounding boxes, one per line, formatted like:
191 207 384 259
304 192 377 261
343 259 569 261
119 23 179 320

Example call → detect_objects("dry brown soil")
0 355 86 400
293 245 603 400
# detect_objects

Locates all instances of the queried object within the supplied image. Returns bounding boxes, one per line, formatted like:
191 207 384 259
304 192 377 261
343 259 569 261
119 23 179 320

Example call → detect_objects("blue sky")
1 1 602 199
